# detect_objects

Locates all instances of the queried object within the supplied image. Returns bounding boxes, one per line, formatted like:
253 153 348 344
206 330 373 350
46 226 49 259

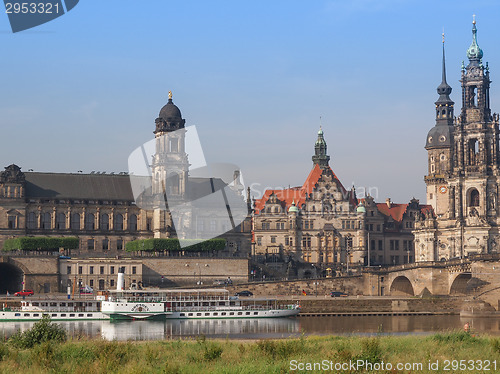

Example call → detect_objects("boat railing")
165 303 298 312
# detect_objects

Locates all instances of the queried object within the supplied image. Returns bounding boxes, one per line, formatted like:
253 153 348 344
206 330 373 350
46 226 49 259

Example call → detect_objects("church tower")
151 91 189 238
415 19 500 262
424 32 455 217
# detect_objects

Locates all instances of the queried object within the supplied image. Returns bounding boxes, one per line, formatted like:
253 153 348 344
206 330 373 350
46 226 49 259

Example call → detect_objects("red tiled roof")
376 203 433 222
254 164 355 214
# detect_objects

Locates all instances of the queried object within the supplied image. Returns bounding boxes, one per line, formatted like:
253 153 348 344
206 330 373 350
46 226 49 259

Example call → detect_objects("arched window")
470 189 480 207
85 213 95 230
166 173 180 195
114 214 123 231
129 214 137 231
71 213 80 230
41 212 51 230
100 213 109 231
56 213 66 230
27 212 37 229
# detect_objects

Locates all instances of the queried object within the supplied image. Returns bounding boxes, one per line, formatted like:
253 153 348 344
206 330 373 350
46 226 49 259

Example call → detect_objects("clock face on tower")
439 186 448 194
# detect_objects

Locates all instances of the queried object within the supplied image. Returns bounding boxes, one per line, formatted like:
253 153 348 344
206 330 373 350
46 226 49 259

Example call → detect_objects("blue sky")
1 0 499 203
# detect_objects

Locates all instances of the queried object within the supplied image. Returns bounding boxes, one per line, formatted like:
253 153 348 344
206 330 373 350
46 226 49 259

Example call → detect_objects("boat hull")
165 308 300 319
0 310 109 321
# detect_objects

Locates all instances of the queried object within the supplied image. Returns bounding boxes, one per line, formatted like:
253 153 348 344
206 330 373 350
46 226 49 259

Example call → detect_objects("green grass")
0 332 499 373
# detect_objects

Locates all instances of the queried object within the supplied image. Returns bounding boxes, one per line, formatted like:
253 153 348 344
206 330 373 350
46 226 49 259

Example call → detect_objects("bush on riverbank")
8 315 67 349
0 332 499 373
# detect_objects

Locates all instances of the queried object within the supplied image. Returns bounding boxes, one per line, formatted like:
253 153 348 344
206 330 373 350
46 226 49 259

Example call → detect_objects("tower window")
169 138 178 152
166 173 180 195
470 189 480 207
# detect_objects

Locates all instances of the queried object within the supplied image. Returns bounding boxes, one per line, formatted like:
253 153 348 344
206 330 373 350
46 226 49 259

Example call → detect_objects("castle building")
252 129 430 276
414 20 500 261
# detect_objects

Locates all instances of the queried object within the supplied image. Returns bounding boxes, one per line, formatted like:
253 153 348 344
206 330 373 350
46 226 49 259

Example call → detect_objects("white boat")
101 289 300 320
0 299 109 321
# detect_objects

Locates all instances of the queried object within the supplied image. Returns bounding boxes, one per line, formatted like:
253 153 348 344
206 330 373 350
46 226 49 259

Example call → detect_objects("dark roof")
159 99 182 121
24 172 135 201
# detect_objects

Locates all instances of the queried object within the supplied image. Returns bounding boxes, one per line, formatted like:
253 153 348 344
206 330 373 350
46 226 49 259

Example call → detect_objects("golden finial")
168 91 173 100
473 14 476 25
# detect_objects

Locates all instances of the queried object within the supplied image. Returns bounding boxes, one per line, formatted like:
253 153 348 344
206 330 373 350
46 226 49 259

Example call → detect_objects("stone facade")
0 94 251 258
0 94 251 292
252 129 430 277
415 21 500 262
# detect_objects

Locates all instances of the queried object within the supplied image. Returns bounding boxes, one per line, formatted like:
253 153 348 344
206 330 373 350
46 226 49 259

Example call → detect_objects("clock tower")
415 19 500 262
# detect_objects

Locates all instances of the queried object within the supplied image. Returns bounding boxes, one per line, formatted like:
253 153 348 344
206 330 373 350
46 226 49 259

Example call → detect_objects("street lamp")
313 281 319 297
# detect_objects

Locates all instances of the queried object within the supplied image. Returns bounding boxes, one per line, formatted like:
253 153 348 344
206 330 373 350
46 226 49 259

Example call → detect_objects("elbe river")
1 315 500 340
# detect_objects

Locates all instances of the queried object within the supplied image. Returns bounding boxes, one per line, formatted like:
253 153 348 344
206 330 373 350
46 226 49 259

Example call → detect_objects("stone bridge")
364 254 500 309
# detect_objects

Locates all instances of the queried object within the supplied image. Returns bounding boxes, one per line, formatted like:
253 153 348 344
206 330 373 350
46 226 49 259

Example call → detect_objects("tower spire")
467 15 483 62
434 31 454 127
312 127 330 169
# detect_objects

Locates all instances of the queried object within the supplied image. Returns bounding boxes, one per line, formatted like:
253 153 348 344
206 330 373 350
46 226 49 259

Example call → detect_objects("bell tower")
151 91 189 238
424 32 454 217
415 19 500 262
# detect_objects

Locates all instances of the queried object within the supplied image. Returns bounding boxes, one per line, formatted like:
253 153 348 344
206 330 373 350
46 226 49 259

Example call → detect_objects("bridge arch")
390 276 414 296
0 262 24 293
450 273 472 295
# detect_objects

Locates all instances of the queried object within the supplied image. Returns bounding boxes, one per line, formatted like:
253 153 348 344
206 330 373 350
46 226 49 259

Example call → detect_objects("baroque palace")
0 95 251 293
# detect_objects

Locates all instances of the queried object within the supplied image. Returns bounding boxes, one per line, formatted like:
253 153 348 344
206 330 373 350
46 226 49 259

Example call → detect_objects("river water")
1 315 500 341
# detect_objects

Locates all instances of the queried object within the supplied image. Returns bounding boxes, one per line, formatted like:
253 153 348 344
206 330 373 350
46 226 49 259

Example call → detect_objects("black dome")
425 125 453 149
159 98 182 121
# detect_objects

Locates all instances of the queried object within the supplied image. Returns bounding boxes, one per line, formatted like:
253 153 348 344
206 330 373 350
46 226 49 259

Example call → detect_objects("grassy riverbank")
1 332 500 373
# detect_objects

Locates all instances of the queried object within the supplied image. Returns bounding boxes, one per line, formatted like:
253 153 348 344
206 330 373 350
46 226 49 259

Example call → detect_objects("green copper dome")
288 201 299 213
467 20 483 61
315 127 326 146
356 203 366 214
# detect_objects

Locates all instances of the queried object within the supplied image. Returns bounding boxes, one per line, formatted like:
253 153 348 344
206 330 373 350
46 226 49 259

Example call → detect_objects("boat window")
60 303 66 306
188 313 193 316
15 313 20 316
24 313 29 317
52 314 57 317
254 312 258 315
230 312 234 315
180 313 185 317
218 302 225 306
70 314 75 317
245 312 250 315
238 312 242 315
78 314 84 317
68 303 73 307
61 314 66 317
196 313 201 316
32 302 39 306
205 313 209 316
221 312 226 316
33 314 39 317
202 302 209 306
50 303 57 307
87 314 92 317
213 313 218 316
230 302 235 306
